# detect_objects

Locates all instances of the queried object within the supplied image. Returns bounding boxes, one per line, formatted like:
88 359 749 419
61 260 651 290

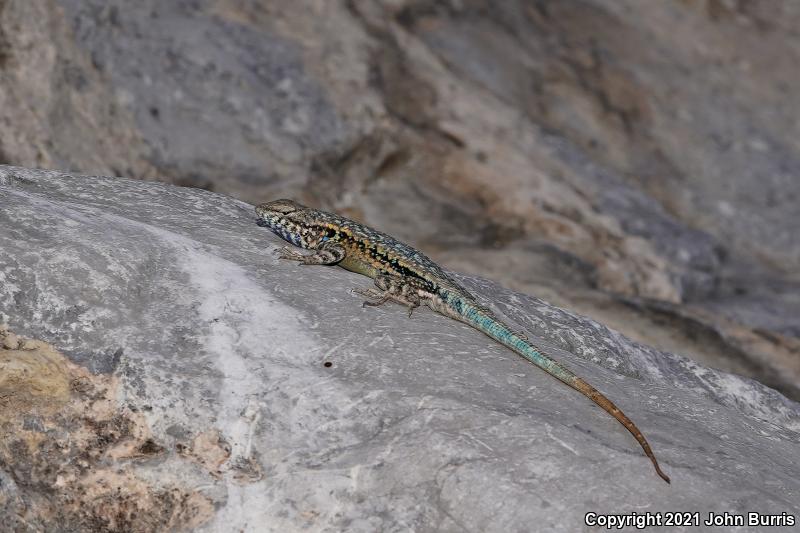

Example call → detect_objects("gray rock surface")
1 0 799 403
1 166 798 531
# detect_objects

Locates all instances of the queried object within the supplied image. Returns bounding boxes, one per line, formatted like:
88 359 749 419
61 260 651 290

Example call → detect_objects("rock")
0 1 798 402
1 165 798 531
1 330 19 349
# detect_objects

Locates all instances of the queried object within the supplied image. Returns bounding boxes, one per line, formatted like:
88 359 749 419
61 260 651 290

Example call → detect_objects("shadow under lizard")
255 199 670 483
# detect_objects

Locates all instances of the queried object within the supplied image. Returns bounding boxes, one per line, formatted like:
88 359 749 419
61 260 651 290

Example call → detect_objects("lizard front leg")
355 274 428 317
276 241 346 265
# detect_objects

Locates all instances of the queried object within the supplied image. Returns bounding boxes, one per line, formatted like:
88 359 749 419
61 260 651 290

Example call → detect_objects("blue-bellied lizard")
255 199 670 483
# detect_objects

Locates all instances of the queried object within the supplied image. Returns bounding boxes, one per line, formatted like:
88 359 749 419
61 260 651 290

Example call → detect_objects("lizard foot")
276 242 346 265
276 246 308 263
353 286 419 317
353 287 389 307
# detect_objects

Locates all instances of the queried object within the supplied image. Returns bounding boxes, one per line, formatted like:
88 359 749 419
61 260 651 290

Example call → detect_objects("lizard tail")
569 376 671 483
512 340 671 484
446 296 670 483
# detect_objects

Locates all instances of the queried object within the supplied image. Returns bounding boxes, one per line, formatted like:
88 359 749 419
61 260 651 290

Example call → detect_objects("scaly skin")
255 199 670 483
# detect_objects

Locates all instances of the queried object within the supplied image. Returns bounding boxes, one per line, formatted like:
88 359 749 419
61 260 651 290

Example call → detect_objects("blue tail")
438 289 670 483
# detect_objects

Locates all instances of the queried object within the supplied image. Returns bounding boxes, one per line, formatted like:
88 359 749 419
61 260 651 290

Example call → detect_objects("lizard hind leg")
356 274 427 317
353 286 420 317
353 287 391 308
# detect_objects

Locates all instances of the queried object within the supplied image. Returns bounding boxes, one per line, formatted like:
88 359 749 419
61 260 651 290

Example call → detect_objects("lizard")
255 199 670 483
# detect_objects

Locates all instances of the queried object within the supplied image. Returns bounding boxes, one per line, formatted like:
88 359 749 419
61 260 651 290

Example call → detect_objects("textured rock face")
0 0 798 401
1 166 799 531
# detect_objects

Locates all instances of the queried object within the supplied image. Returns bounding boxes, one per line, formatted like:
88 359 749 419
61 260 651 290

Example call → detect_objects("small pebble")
21 339 39 350
3 333 19 350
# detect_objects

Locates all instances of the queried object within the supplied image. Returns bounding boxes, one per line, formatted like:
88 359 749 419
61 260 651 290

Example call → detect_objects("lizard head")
255 199 312 248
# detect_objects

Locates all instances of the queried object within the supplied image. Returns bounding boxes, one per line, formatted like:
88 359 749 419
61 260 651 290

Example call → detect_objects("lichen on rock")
0 326 214 532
